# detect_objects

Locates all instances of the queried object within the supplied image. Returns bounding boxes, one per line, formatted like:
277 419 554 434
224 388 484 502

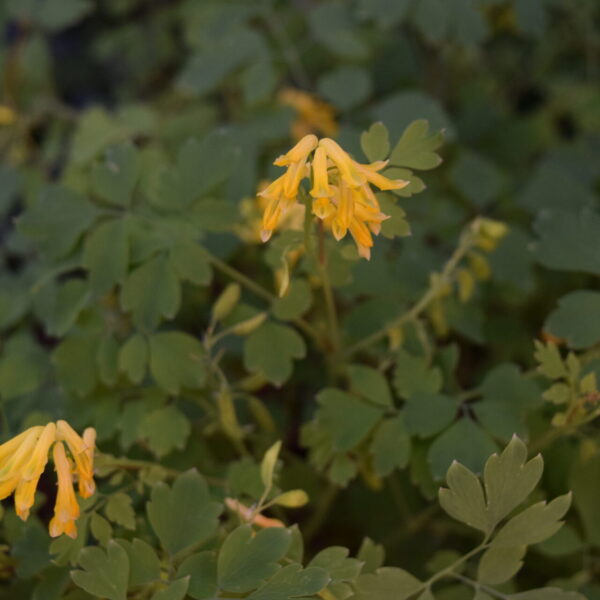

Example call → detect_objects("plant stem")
205 250 321 346
345 228 474 358
303 482 339 544
450 572 509 599
415 538 490 596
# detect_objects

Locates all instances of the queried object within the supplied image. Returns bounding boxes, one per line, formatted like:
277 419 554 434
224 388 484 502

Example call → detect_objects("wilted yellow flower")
278 88 338 141
0 421 96 538
260 135 409 259
225 497 285 528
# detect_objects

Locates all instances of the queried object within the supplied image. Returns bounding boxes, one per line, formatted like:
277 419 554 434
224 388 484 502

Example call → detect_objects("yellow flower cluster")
260 135 409 259
0 421 96 538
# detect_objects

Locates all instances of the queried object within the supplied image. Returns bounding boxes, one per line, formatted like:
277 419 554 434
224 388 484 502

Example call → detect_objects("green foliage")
1 0 599 598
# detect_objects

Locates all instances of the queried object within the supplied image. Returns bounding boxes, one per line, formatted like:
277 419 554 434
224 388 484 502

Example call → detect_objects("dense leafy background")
0 0 599 598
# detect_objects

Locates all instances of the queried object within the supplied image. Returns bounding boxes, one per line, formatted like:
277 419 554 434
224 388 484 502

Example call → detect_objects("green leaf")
105 492 136 530
217 525 292 594
169 240 212 286
534 341 566 379
361 122 390 162
118 538 161 587
570 455 600 546
243 322 306 386
403 393 457 438
393 349 443 400
90 513 113 545
389 119 443 170
71 541 129 600
147 470 222 556
152 578 190 600
120 254 181 331
544 291 600 349
53 334 98 396
92 143 141 208
35 279 90 337
141 405 191 458
246 564 329 600
370 416 411 477
83 218 130 294
317 66 371 111
492 493 572 547
148 332 205 394
0 336 47 400
328 453 358 487
119 333 148 384
478 545 525 584
308 2 368 59
439 461 488 533
484 436 544 528
309 547 362 582
450 150 504 207
273 280 313 321
154 134 237 208
97 334 119 386
352 567 422 600
357 538 385 573
316 388 383 451
534 208 600 276
428 419 497 480
176 552 217 600
347 364 393 407
18 185 99 259
11 521 50 578
378 195 411 238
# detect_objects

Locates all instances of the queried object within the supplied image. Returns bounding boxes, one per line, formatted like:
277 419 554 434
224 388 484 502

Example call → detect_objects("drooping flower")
0 421 96 538
259 135 409 258
49 442 80 539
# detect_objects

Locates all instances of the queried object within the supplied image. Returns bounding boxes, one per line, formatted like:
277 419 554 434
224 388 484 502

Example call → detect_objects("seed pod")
212 283 241 322
230 312 267 336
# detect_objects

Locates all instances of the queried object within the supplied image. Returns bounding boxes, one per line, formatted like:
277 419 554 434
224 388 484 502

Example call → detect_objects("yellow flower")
278 88 338 141
259 134 408 259
56 420 96 498
49 442 80 539
0 421 96 537
14 423 56 520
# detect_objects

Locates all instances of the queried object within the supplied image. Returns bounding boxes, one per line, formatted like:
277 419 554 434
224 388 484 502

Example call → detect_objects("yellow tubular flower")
355 161 410 191
14 423 57 520
79 428 96 498
274 134 317 167
0 427 43 491
56 420 94 495
332 182 354 241
349 218 374 260
310 146 331 198
319 138 365 188
49 442 80 539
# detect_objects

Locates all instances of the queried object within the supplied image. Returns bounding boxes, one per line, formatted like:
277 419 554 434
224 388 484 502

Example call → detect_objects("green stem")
450 572 509 599
205 250 321 346
345 229 474 358
303 482 339 544
414 538 490 596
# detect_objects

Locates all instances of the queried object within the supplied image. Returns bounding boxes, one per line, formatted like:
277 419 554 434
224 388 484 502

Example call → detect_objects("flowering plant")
0 1 599 599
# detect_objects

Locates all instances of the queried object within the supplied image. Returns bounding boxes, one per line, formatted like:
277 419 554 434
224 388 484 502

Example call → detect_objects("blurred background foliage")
1 0 600 598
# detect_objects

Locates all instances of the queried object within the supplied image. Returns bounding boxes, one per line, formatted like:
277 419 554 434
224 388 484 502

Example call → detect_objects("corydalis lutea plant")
65 437 584 600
